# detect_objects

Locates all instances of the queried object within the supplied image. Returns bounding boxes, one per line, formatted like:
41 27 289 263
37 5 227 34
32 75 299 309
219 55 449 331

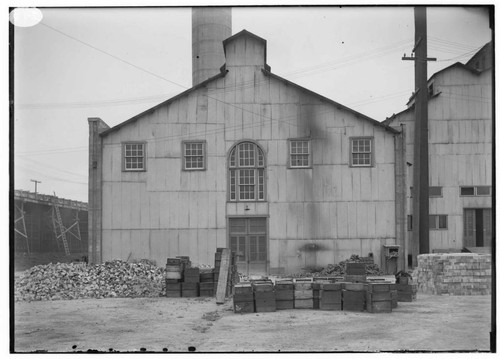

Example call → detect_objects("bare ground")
13 294 492 353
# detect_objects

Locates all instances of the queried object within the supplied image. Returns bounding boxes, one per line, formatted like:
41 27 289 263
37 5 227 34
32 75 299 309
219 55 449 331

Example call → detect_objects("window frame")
182 140 207 171
349 137 374 167
408 214 448 230
409 186 443 198
122 142 146 172
460 186 491 197
288 138 312 169
228 141 266 202
429 215 448 230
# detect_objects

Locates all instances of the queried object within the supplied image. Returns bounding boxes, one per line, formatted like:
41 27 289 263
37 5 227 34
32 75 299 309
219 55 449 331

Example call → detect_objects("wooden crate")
342 290 365 311
294 298 314 309
345 262 366 275
319 302 342 311
391 290 398 308
344 274 367 283
165 290 181 298
276 300 294 310
233 300 255 314
320 290 342 304
366 292 392 313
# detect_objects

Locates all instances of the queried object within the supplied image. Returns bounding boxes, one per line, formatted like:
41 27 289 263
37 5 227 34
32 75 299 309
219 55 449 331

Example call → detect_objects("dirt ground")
13 293 492 353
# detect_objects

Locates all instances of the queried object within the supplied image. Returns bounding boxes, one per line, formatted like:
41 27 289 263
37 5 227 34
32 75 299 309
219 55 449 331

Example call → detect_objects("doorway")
464 208 492 247
228 217 267 275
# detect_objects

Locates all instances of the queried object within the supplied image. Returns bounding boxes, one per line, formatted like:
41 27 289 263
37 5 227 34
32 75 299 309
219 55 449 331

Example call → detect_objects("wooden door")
229 218 267 276
464 208 492 248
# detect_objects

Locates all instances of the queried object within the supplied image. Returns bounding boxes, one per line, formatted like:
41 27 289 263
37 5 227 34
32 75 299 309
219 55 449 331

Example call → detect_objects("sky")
11 5 492 202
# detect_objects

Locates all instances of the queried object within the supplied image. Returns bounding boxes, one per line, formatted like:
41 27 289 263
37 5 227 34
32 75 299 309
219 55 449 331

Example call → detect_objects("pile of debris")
291 255 384 278
14 260 167 302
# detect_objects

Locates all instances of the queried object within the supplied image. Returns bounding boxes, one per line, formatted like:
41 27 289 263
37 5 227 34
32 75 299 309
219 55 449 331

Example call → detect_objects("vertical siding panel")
337 202 348 239
330 203 338 239
347 202 357 238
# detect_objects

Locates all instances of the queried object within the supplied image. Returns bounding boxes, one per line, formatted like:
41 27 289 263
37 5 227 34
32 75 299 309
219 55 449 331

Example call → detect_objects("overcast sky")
12 5 492 202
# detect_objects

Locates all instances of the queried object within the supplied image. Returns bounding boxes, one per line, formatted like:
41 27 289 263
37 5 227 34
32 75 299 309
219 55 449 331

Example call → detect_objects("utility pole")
402 6 436 267
30 179 41 195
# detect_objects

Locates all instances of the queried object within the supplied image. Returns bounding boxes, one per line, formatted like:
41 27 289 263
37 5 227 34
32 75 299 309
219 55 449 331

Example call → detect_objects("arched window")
228 141 266 201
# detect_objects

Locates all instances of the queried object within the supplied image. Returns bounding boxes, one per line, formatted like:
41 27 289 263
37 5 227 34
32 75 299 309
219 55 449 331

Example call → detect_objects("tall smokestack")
192 7 232 86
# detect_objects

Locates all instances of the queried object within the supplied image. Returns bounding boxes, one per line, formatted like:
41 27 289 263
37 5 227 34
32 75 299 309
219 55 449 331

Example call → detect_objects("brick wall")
414 253 491 295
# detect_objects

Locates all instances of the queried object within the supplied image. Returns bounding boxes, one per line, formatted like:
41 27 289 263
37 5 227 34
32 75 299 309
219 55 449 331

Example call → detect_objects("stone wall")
414 253 491 295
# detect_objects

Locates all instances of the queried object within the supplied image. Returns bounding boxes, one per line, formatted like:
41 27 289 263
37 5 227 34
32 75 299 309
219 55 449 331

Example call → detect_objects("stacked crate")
182 267 200 297
233 283 254 313
344 262 367 283
390 283 398 308
342 283 366 312
366 283 392 313
312 279 330 309
253 281 276 312
319 283 342 311
397 283 418 302
199 269 215 297
293 278 314 309
275 280 294 310
165 258 182 297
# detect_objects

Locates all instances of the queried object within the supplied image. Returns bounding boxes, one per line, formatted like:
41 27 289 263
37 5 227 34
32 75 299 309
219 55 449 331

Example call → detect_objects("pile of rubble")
14 260 167 302
291 255 384 278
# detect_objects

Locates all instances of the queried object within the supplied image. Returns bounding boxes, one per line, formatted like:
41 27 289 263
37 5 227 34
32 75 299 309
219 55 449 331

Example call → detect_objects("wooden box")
276 300 294 310
294 298 314 309
342 290 365 311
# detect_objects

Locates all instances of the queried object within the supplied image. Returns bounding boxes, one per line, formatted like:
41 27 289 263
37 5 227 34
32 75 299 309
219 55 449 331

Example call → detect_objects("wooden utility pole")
402 6 436 267
30 179 41 194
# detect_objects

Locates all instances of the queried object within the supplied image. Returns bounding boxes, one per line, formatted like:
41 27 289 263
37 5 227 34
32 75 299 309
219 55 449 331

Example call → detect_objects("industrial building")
88 8 406 274
87 8 492 275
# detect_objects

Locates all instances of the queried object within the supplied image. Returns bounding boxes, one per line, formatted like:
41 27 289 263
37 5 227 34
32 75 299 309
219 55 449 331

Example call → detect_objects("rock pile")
15 260 167 301
291 255 384 278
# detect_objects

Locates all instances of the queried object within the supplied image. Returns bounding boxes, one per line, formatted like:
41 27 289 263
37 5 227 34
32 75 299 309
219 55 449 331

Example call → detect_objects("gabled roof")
223 29 270 70
100 70 228 137
261 69 400 134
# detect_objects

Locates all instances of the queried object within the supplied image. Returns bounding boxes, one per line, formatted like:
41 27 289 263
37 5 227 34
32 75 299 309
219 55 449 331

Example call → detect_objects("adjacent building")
385 42 493 263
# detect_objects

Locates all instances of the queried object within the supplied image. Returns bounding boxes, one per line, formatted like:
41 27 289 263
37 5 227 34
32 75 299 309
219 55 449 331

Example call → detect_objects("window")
289 139 311 168
476 186 491 196
460 186 491 196
429 215 448 230
410 186 442 197
350 137 373 167
408 214 447 230
183 141 206 170
228 141 265 201
429 186 443 197
123 143 146 171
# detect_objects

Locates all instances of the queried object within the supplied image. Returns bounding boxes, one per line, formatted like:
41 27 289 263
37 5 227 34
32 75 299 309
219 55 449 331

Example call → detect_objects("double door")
229 217 267 275
464 208 492 248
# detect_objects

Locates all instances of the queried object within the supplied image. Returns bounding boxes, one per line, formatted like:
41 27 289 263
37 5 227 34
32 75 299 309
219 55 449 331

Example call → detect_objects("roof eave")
100 70 228 137
261 69 400 135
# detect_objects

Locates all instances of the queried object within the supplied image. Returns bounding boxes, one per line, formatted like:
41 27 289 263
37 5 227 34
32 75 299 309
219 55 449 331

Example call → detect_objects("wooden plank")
216 248 231 304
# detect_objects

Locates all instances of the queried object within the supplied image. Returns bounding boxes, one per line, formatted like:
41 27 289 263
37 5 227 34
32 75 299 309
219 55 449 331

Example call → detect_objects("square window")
429 186 442 197
476 186 491 196
460 187 475 196
351 138 372 167
123 143 146 171
183 141 206 170
289 140 310 168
